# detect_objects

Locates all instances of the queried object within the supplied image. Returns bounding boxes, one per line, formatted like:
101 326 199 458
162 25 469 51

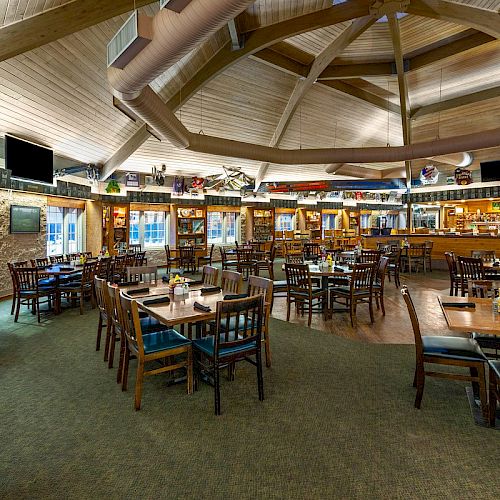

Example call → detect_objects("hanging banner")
454 167 472 185
419 165 439 185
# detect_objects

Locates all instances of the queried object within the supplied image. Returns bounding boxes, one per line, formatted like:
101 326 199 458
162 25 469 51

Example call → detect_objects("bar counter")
362 234 500 269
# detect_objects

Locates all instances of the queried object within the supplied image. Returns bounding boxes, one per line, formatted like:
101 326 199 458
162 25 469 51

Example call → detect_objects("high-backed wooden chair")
400 285 488 420
111 255 127 283
165 244 180 273
357 250 381 264
59 260 98 314
220 246 239 271
192 295 264 415
197 244 215 272
285 263 328 327
94 277 112 357
424 240 434 272
236 247 257 280
329 262 376 327
126 265 158 284
119 291 192 411
179 246 196 273
95 256 111 281
372 256 389 316
457 256 484 297
202 265 219 286
403 244 426 274
221 270 243 294
386 248 402 287
248 275 273 367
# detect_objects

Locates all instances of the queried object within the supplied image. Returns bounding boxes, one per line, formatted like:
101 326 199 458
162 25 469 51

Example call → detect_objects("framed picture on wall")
10 205 41 233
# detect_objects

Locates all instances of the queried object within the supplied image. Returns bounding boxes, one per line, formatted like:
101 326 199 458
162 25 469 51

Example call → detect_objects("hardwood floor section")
270 270 463 344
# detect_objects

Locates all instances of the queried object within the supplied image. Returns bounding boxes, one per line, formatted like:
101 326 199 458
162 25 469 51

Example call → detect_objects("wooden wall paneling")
47 196 85 209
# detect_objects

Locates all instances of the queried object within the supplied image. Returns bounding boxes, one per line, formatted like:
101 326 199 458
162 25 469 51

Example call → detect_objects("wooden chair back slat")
221 270 243 294
202 265 219 286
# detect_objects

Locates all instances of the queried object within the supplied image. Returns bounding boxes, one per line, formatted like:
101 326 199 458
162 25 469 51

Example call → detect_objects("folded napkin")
194 301 211 312
189 279 204 285
143 296 170 306
126 287 150 296
200 286 221 295
120 280 140 287
59 267 73 271
223 293 248 300
441 302 476 309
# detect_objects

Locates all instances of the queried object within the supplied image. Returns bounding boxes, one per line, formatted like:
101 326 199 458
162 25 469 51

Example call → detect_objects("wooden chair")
129 243 142 252
457 256 484 297
134 251 147 267
197 244 214 272
13 266 56 322
248 275 273 368
488 360 499 426
165 244 180 273
303 242 321 262
285 253 304 264
221 270 243 294
471 250 498 280
83 251 93 260
94 277 112 358
50 254 65 264
424 240 434 272
255 245 276 280
285 263 328 327
386 248 401 287
357 250 381 263
192 294 264 415
444 252 461 296
126 265 158 284
59 260 98 314
111 255 127 283
95 256 112 280
119 291 192 411
202 265 219 286
179 246 196 273
372 256 389 315
236 247 257 280
32 257 50 267
220 246 239 271
400 285 488 420
330 262 377 327
403 244 426 274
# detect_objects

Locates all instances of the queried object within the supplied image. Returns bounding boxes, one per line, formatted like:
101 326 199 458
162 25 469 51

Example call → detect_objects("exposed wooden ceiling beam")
407 0 500 39
249 49 309 78
388 12 412 187
411 85 500 119
255 16 377 189
0 0 156 62
319 62 394 80
408 30 495 71
101 123 152 180
320 80 401 115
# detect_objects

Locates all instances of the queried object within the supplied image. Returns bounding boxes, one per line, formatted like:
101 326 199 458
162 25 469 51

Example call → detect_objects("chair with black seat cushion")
386 248 401 287
179 246 196 273
330 262 376 327
444 252 461 296
165 244 180 273
372 256 389 316
192 294 265 415
488 360 500 426
197 244 214 272
248 275 273 368
119 291 192 411
457 255 484 297
255 245 276 280
220 246 239 271
221 270 243 295
59 260 98 314
400 285 488 420
285 263 328 327
303 242 321 262
13 267 57 322
202 265 219 286
95 257 111 281
111 255 127 283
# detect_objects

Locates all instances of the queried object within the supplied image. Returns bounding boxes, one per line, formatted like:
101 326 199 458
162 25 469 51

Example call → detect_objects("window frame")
46 206 84 256
207 211 239 245
128 210 170 249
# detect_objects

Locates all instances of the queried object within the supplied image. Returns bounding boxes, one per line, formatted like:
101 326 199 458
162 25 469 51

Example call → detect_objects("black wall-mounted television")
10 205 41 234
5 134 54 184
480 160 500 183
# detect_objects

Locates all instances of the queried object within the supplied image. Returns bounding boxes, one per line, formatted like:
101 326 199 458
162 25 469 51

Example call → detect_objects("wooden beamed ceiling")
1 1 500 183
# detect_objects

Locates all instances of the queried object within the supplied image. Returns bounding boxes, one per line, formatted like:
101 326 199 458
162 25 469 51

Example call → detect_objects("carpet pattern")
1 295 499 499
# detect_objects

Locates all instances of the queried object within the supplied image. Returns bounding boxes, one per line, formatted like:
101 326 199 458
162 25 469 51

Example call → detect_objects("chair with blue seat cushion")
488 360 500 426
401 285 488 420
59 260 98 315
13 266 57 323
119 291 192 411
330 262 376 327
192 294 265 415
285 262 328 327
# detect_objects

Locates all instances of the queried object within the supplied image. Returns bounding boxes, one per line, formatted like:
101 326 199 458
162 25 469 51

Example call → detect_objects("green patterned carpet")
0 298 499 499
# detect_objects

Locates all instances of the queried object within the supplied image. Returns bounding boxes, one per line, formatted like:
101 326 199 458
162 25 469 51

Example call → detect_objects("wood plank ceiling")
0 0 500 184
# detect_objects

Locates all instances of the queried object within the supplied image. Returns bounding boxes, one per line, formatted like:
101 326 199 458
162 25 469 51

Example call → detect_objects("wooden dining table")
43 264 83 313
438 295 500 335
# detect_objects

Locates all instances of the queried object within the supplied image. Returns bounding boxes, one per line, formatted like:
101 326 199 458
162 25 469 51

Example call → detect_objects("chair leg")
256 349 264 402
117 335 125 384
36 297 41 323
413 367 417 387
14 294 21 322
103 322 112 362
380 291 385 316
349 300 355 327
286 295 291 322
414 366 425 409
134 359 144 411
368 297 374 323
108 325 117 369
79 292 84 315
122 348 130 391
476 363 488 421
10 295 16 315
307 298 313 327
214 365 221 416
489 370 498 426
187 347 193 395
96 315 103 351
264 329 272 368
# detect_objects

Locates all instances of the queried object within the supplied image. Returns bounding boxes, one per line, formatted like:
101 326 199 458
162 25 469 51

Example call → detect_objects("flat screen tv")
10 205 41 234
480 160 500 183
5 134 53 184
